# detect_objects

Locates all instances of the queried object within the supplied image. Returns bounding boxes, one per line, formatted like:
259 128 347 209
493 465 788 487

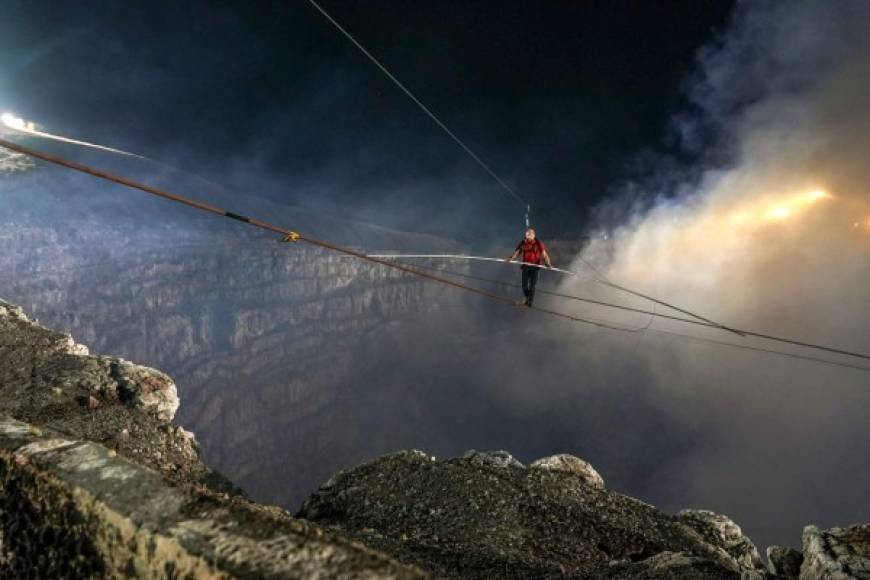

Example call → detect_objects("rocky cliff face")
0 179 463 510
0 297 426 578
0 299 219 490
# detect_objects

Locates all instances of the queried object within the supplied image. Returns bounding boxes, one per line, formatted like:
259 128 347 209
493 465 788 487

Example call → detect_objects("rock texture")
801 525 870 580
0 415 426 578
297 446 870 579
298 450 763 579
676 509 764 573
0 297 428 578
768 545 803 578
0 298 219 489
3 294 870 578
530 452 606 489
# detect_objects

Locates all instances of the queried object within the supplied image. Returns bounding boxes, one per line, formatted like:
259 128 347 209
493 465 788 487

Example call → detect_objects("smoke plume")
563 0 870 549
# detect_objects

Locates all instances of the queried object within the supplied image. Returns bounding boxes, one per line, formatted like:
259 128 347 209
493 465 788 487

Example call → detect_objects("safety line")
596 279 745 337
647 329 870 373
403 263 870 372
5 137 868 367
305 0 528 210
363 253 744 336
0 138 628 333
386 260 870 364
399 261 701 326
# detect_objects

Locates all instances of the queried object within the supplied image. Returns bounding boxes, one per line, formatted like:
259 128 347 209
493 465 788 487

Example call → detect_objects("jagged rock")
109 359 180 422
460 449 524 469
677 509 764 574
530 453 605 489
0 298 435 576
0 300 88 356
0 299 179 422
766 545 802 578
299 450 746 579
0 298 209 488
801 524 870 580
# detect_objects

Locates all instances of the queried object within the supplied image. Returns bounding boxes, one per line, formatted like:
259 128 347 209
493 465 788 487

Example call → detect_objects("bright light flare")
755 188 833 223
1 112 26 130
0 111 143 159
766 206 792 220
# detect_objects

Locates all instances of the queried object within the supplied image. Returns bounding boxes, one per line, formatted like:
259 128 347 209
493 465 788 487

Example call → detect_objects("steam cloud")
561 0 870 548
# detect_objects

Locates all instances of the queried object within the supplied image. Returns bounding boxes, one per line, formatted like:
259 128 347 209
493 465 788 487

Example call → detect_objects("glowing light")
809 189 828 200
767 206 792 220
1 112 26 130
0 112 143 159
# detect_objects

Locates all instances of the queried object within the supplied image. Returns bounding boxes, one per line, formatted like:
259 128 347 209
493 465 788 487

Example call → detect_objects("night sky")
1 0 733 240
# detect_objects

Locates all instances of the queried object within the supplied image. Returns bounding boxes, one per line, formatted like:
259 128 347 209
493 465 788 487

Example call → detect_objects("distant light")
809 190 828 200
0 112 25 130
767 207 791 220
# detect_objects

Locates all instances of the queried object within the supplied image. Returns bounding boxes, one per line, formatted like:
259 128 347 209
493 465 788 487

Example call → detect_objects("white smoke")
561 0 870 548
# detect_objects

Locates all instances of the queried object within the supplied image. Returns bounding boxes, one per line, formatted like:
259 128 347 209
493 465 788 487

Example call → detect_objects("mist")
557 0 870 549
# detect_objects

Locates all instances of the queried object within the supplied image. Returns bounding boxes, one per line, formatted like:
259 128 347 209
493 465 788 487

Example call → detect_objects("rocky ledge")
298 449 870 580
0 298 424 578
0 298 226 490
2 296 869 579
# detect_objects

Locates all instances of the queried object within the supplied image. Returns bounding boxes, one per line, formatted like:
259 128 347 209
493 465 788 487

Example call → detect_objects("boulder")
460 449 523 469
677 509 764 573
529 453 605 489
109 360 180 422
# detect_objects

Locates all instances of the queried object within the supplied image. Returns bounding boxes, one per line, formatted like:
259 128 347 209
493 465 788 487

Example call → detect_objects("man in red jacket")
507 228 553 307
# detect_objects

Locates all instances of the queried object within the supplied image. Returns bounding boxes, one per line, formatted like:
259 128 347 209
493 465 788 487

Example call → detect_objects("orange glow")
766 206 792 220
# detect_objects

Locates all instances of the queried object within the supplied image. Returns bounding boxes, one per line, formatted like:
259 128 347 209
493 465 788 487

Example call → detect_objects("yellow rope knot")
281 231 300 243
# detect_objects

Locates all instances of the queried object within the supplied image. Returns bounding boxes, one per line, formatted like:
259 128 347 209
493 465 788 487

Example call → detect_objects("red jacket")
516 238 546 265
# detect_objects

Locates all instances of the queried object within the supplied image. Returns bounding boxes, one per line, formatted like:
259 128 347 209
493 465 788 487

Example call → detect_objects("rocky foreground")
1 297 869 578
299 449 870 579
0 298 424 578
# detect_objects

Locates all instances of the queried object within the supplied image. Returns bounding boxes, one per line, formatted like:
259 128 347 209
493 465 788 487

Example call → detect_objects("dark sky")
1 0 734 240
